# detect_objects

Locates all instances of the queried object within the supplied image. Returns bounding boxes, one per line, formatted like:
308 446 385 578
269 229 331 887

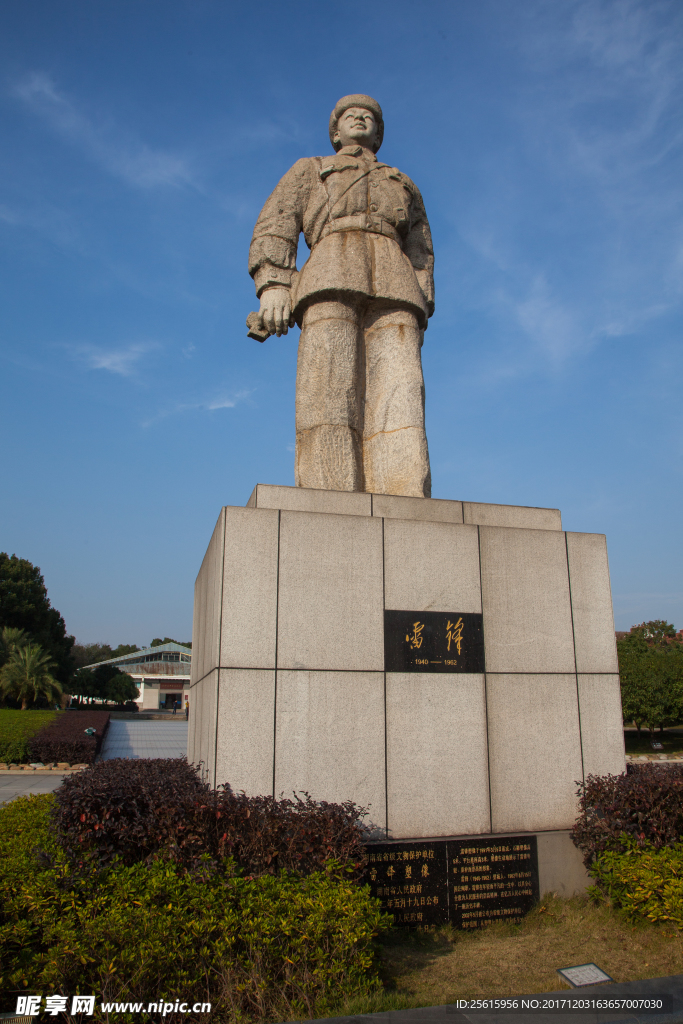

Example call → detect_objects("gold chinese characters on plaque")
384 611 484 673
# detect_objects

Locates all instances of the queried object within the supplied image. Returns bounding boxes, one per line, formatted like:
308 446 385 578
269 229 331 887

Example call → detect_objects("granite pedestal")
188 485 625 905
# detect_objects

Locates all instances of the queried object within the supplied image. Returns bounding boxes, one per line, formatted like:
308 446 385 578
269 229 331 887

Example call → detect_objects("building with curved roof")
82 641 191 711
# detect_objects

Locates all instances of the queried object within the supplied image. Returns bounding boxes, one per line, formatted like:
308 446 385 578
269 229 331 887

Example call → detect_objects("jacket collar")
320 147 385 180
336 145 377 160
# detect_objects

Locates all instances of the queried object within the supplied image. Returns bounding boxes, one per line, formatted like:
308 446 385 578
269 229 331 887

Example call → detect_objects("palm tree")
1 626 29 658
0 643 62 710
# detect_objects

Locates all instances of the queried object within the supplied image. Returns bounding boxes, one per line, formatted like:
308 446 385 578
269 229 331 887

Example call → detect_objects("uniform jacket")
249 145 435 329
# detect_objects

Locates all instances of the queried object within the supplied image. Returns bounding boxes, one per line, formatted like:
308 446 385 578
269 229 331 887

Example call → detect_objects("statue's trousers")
294 297 431 497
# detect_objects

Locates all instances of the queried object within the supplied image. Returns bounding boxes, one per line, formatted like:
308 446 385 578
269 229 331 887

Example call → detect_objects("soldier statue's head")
329 94 384 154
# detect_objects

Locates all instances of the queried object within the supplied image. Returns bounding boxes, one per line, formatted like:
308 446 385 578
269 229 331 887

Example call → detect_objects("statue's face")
334 107 378 150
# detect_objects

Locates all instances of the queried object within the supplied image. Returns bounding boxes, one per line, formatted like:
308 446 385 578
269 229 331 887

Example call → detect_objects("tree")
618 623 683 736
0 554 74 685
70 665 139 705
151 637 191 649
0 643 62 710
72 643 114 669
93 664 139 704
112 644 141 658
105 672 139 705
628 620 681 647
72 642 141 671
0 626 29 665
70 668 99 704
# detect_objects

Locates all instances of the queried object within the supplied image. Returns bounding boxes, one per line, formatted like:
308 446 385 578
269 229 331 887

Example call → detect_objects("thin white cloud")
69 342 159 377
450 231 585 364
514 278 579 361
445 0 683 377
141 389 253 427
206 395 241 410
12 72 194 189
518 1 683 202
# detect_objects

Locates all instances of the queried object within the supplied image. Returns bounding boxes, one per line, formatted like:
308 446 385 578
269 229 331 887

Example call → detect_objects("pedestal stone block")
220 508 279 669
247 482 563 530
566 532 619 673
486 673 583 832
463 501 561 531
201 672 218 783
537 831 591 897
189 669 218 783
192 510 225 683
248 483 371 517
215 670 275 794
373 492 463 524
383 520 481 613
480 526 576 673
274 670 386 829
190 484 625 893
386 672 489 838
577 674 626 778
277 511 383 671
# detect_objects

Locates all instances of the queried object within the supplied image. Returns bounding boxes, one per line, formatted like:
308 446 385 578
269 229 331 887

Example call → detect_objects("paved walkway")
0 772 67 805
100 720 188 760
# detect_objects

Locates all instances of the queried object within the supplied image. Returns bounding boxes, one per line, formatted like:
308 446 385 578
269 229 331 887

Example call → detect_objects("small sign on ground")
557 963 613 987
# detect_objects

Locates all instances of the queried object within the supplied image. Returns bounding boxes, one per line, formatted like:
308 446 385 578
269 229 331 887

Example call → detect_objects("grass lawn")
0 708 61 762
335 894 683 1016
624 728 683 756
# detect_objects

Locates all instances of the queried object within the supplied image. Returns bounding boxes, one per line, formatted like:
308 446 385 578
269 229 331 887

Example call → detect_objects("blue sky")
1 0 681 645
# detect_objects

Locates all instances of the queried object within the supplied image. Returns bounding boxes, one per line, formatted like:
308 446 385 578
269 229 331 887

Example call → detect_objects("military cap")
329 94 384 153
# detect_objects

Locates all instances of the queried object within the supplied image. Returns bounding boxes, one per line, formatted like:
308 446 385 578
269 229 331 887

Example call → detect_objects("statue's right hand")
259 287 292 337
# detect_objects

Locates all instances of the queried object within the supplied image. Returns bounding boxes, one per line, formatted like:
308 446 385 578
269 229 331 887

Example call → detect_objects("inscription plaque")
384 610 485 673
449 836 539 929
365 835 538 929
366 841 449 927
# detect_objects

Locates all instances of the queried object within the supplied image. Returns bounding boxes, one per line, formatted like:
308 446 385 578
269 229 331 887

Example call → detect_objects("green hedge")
591 837 683 927
0 795 389 1021
0 709 59 763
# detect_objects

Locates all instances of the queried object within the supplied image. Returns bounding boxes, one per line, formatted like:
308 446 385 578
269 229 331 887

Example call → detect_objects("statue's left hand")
259 286 293 337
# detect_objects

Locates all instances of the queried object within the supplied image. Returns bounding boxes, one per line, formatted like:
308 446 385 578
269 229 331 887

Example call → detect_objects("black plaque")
447 836 539 930
365 841 449 927
384 610 485 673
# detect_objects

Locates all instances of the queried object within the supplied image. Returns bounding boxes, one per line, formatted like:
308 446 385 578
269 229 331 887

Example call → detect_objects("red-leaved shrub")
212 788 369 879
572 763 683 867
28 710 110 765
54 757 369 877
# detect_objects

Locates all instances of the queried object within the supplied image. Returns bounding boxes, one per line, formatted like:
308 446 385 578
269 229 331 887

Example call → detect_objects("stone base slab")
189 484 625 851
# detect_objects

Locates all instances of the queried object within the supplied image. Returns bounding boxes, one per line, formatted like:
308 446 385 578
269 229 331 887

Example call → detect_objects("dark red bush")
55 758 208 866
212 788 369 879
28 710 110 765
571 763 683 867
54 757 369 877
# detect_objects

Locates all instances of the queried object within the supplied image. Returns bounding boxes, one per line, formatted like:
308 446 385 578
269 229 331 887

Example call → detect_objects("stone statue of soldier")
247 94 434 498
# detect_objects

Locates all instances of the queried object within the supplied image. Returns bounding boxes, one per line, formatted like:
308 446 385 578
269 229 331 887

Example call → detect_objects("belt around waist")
322 214 401 244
